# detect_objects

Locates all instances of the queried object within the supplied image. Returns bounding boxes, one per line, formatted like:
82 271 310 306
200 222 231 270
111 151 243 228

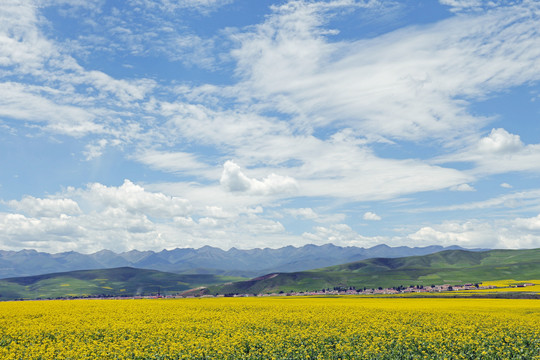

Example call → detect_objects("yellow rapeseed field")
0 297 538 359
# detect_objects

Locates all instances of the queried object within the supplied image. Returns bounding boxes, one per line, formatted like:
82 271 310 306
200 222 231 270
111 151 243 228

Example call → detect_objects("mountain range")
1 248 537 301
0 244 477 279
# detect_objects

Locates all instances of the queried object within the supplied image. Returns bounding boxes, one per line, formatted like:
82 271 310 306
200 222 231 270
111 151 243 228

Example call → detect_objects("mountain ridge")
0 244 487 279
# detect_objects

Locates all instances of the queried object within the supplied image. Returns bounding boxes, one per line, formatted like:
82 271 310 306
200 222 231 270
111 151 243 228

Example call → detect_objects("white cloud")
301 214 540 250
0 0 55 71
52 0 224 70
439 0 483 12
363 211 381 221
204 206 234 219
0 213 86 252
221 130 473 202
478 128 523 154
7 197 81 218
407 217 540 249
230 1 540 142
0 82 104 137
302 224 386 247
0 180 294 252
513 214 540 231
3 182 540 253
410 189 540 213
131 0 233 13
133 149 215 179
158 101 291 148
80 180 192 218
435 128 540 176
0 0 158 152
500 182 513 189
220 160 298 196
84 139 109 160
450 184 475 192
439 0 510 13
288 207 319 220
284 207 346 223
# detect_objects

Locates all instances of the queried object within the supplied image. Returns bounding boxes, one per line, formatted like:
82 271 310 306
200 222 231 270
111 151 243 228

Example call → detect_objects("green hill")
207 249 540 295
0 267 245 300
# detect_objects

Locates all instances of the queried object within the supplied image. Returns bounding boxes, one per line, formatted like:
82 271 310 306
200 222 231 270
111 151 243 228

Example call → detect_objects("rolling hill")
207 248 540 295
0 267 245 301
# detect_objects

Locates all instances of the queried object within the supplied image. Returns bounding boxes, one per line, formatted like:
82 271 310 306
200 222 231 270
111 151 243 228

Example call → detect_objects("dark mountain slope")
209 248 540 295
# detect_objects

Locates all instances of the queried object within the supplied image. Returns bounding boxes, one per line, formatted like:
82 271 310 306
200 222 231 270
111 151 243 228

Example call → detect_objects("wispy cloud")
230 1 540 143
409 189 540 213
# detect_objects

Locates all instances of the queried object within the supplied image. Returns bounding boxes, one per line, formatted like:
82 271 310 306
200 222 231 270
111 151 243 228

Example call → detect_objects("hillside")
0 267 244 301
208 248 540 295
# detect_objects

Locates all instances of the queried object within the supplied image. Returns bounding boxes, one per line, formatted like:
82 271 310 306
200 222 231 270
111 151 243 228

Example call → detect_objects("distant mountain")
0 244 483 279
207 248 540 295
0 267 244 301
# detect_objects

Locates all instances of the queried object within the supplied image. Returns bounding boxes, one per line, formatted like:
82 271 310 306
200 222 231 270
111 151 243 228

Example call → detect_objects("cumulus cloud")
82 180 192 218
478 128 523 154
0 213 85 251
220 161 298 196
7 196 82 218
363 211 381 221
513 214 540 231
0 180 294 253
500 182 512 189
450 184 475 192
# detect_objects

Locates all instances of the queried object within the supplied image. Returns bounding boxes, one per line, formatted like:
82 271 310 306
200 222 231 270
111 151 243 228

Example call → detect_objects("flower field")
0 297 539 359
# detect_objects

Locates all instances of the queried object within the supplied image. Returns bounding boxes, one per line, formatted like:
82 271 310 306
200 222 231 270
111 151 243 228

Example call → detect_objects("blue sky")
1 0 540 253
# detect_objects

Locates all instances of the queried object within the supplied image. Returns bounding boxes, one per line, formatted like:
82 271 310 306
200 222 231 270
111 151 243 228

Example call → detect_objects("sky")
1 0 540 253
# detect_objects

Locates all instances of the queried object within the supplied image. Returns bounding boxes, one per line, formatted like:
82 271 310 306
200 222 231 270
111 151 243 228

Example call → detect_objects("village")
28 282 540 301
180 282 501 299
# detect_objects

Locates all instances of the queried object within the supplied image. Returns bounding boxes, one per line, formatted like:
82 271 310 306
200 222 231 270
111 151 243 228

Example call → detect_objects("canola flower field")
0 297 539 359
